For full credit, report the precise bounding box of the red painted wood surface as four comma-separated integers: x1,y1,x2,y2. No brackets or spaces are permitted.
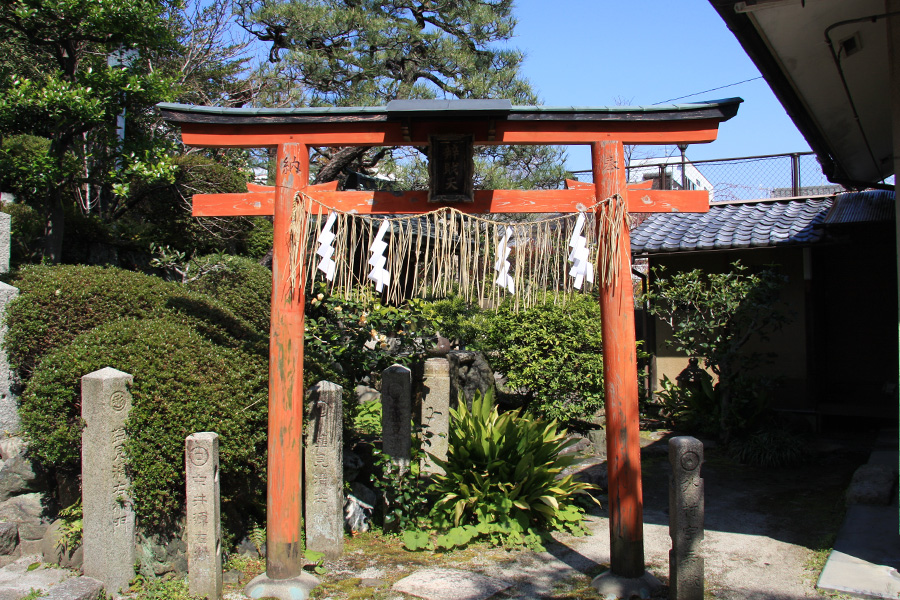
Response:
192,181,340,216
193,186,708,217
266,143,308,580
593,140,645,579
178,119,722,148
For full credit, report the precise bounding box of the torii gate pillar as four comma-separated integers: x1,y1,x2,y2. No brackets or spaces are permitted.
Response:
593,140,647,582
267,143,309,580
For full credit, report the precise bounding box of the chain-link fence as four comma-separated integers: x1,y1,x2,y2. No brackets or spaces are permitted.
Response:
572,151,841,202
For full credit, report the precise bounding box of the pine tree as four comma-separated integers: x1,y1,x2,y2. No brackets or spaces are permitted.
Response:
238,0,568,188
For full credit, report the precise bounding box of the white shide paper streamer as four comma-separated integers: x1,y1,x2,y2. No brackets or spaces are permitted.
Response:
494,226,515,294
315,211,338,281
367,219,391,292
567,212,595,290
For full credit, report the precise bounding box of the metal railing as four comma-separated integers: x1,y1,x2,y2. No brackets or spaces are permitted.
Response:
571,151,842,202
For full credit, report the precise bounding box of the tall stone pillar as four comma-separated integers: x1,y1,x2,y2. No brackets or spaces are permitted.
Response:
304,381,343,560
81,368,135,598
420,358,450,475
186,432,222,600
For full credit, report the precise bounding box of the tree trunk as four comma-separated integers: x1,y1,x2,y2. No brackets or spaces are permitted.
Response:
43,194,66,264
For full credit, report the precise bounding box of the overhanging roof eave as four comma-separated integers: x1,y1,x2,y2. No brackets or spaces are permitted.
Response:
156,98,743,126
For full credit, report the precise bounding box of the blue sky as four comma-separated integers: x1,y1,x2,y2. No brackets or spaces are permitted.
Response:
507,1,811,169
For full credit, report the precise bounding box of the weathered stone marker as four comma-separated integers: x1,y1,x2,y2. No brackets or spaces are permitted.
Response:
420,358,450,475
0,212,10,275
304,381,343,560
0,281,20,435
82,367,135,597
669,436,704,600
381,364,412,470
186,432,222,600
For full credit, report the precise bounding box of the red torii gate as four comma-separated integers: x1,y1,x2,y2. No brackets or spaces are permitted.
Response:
159,98,739,589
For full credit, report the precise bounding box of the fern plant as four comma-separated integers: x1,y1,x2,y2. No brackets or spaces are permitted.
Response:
421,389,598,550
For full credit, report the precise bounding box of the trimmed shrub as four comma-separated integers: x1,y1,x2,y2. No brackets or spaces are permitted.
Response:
5,264,265,377
21,317,268,534
474,293,605,422
185,254,272,333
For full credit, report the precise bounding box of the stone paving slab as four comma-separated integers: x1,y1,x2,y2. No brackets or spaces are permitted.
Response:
392,568,511,600
0,555,72,600
818,504,900,599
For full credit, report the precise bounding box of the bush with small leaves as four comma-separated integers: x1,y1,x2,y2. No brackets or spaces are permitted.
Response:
474,293,605,423
186,254,272,333
21,317,268,535
5,264,265,378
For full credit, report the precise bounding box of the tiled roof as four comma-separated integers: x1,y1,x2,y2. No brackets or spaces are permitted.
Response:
821,190,894,226
631,197,833,254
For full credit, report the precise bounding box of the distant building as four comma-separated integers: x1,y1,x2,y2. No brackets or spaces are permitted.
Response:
626,155,715,198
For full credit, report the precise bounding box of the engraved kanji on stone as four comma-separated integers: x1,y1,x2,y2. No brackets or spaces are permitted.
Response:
305,381,344,560
186,432,221,600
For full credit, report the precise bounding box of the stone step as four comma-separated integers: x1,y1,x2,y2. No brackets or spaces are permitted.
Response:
35,576,103,600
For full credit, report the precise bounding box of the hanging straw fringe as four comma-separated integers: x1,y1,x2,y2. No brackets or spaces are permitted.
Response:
289,190,627,308
595,193,629,289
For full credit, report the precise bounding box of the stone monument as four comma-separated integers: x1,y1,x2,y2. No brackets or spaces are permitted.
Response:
304,381,343,560
81,367,135,597
0,213,19,435
668,436,704,600
186,432,222,600
420,358,450,475
381,365,412,470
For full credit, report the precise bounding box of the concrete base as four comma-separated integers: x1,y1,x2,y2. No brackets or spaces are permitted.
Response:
591,570,662,600
817,503,900,600
244,572,320,600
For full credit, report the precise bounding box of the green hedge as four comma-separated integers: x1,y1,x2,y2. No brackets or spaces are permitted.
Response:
21,317,268,533
5,264,265,377
474,293,605,423
185,254,271,333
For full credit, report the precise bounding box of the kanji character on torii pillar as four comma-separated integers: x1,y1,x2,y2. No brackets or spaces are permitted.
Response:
159,98,739,600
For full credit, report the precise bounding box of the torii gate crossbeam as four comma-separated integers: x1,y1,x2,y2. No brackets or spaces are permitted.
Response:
159,98,740,589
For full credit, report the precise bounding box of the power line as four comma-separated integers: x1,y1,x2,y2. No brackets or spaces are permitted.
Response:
653,76,763,105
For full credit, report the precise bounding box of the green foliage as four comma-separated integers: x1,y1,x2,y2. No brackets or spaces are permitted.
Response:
422,295,485,345
727,425,814,467
353,400,382,437
418,389,596,551
127,573,201,600
244,217,274,260
246,524,266,556
0,0,179,260
5,264,265,377
185,253,272,333
0,135,76,205
644,261,787,378
0,0,266,262
654,374,719,437
304,549,327,575
57,500,83,552
304,283,437,395
0,201,44,265
644,261,788,440
20,317,268,533
121,154,258,260
474,294,605,422
372,442,430,533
